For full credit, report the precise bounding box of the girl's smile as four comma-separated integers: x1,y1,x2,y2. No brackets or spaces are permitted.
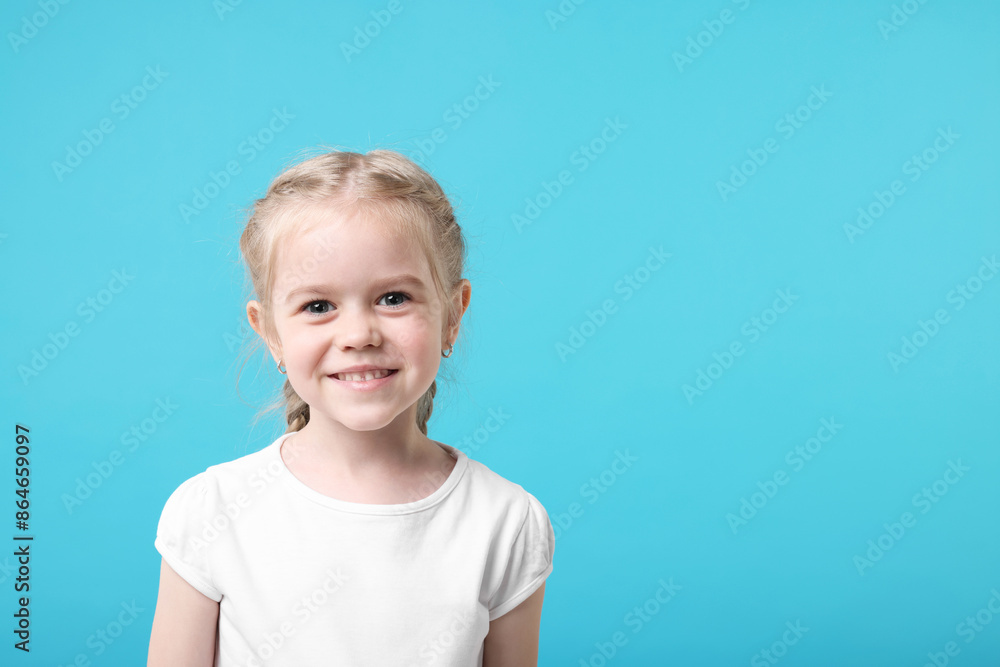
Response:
329,367,399,390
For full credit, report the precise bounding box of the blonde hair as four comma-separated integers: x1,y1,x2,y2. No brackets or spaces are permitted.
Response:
237,147,467,436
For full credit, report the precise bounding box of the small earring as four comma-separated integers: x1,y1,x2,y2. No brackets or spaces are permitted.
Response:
277,358,287,374
441,344,453,358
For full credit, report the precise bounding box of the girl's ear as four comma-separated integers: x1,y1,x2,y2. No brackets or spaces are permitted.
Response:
445,280,472,344
247,300,282,363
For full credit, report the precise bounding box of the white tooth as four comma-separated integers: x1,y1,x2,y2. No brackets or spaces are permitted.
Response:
337,370,391,381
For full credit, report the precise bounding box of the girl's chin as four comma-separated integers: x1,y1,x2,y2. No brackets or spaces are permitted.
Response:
319,411,414,433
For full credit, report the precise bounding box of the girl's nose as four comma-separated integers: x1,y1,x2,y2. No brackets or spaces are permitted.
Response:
334,308,382,350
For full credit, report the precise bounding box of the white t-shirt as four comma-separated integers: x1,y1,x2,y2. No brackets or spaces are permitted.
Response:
154,432,555,667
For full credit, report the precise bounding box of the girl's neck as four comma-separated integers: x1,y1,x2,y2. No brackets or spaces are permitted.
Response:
278,413,458,505
287,414,436,479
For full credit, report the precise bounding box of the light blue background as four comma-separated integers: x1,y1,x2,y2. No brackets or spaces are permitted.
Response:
2,0,998,665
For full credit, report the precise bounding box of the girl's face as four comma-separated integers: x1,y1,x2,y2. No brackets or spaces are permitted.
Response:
250,205,463,435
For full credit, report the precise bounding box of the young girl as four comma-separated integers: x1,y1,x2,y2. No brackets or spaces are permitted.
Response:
147,149,555,666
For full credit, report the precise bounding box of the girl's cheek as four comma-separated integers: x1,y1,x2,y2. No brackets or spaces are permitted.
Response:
395,319,435,348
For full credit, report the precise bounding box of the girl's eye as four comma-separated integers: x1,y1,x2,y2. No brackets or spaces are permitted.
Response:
378,292,410,309
303,300,332,315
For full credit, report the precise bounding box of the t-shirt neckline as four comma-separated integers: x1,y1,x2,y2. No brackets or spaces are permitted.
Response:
270,432,469,515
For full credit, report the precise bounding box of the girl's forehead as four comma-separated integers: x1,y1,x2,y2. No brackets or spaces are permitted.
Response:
283,201,414,249
278,215,417,264
271,207,431,295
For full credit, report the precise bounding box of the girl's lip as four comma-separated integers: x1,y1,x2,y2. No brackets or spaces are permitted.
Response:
329,369,398,391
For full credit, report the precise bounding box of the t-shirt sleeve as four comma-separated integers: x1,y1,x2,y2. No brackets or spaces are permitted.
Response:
153,473,222,602
488,491,555,620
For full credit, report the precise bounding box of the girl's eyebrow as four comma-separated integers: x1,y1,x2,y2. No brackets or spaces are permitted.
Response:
283,274,427,304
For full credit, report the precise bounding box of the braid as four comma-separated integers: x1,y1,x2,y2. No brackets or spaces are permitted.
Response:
415,380,437,435
284,380,310,433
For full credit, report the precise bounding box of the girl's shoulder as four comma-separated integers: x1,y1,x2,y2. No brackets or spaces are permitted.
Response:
162,437,283,507
461,454,530,497
458,453,551,528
